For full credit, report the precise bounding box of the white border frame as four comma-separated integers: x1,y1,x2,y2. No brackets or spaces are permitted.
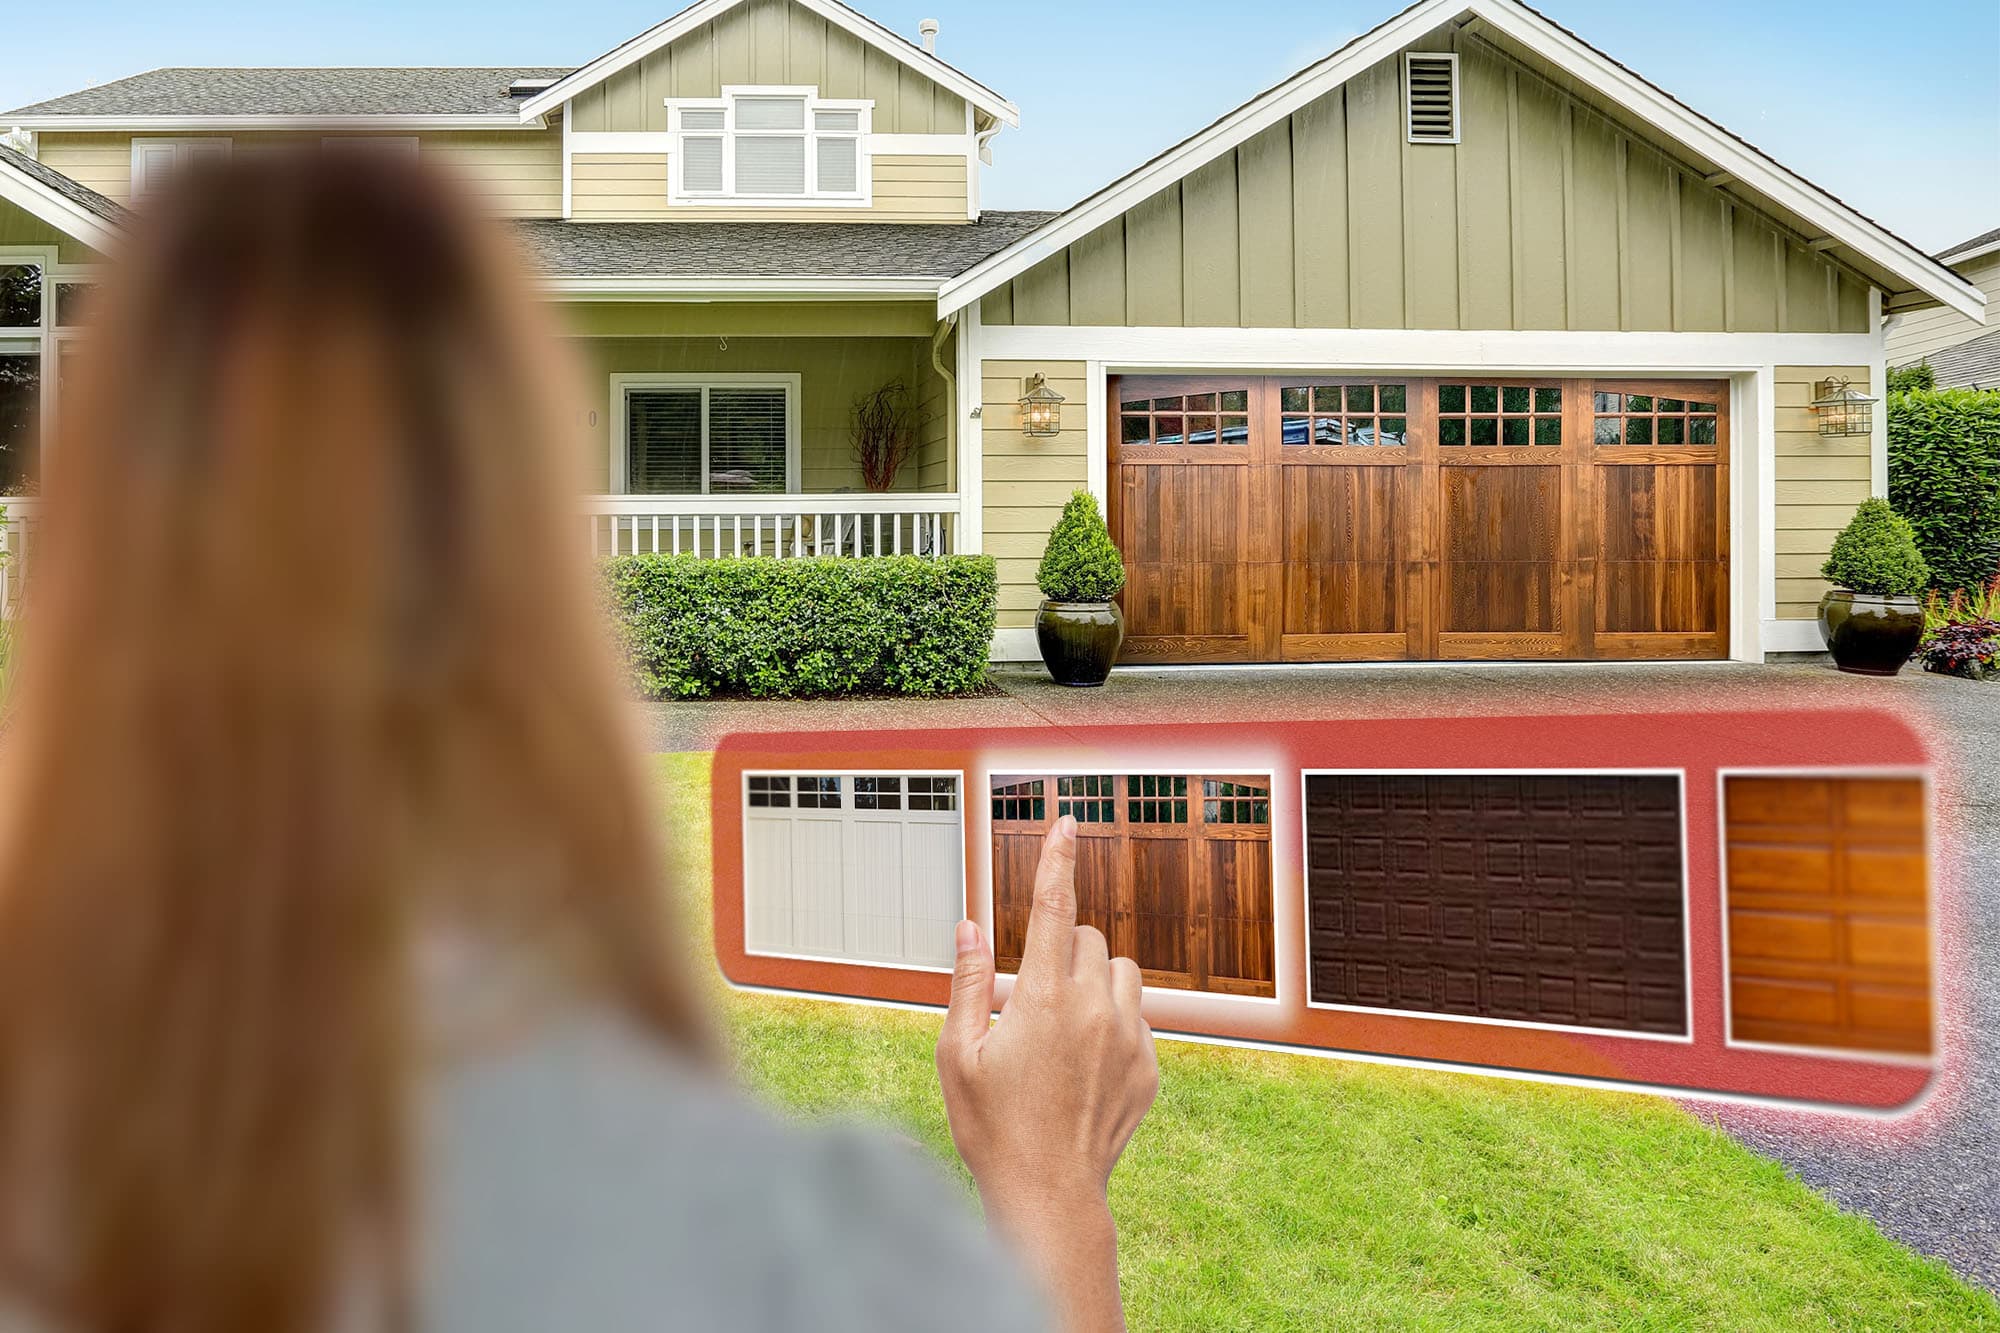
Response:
666,86,873,208
1403,51,1460,145
981,765,1284,1007
607,371,801,495
1298,768,1697,1043
1714,765,1938,1068
740,767,969,976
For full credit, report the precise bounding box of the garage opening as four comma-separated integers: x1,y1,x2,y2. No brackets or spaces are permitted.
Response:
1110,375,1729,663
1304,773,1688,1034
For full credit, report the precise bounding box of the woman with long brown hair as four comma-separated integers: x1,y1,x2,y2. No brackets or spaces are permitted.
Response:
0,152,1156,1332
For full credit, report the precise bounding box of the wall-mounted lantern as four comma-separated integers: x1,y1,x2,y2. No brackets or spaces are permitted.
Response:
1018,373,1065,438
1811,377,1877,437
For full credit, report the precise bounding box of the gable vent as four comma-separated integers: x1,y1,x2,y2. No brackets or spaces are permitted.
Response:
1405,53,1459,143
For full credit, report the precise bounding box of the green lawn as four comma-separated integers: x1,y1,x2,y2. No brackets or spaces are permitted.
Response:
655,754,1997,1331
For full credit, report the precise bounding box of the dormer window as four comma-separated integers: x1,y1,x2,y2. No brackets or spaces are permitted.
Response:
668,87,871,206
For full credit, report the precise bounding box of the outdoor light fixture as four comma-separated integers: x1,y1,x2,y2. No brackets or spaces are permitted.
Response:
1019,372,1065,437
1811,377,1877,437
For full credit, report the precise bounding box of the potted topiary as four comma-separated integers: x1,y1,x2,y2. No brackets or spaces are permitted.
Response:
1818,497,1931,676
1034,490,1126,686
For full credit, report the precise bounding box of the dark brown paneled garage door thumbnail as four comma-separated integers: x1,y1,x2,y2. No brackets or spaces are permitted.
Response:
1306,774,1687,1034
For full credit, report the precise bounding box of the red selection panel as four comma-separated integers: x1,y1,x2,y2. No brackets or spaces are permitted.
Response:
709,710,1940,1114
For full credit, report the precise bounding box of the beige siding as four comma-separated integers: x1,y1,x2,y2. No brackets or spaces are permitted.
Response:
1885,251,2000,366
566,0,966,135
416,131,562,218
980,31,1870,332
35,133,130,202
980,360,1088,627
568,151,966,222
577,335,934,493
1774,365,1874,619
36,129,563,217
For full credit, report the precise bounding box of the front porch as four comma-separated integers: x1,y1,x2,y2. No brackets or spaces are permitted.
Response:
561,298,967,561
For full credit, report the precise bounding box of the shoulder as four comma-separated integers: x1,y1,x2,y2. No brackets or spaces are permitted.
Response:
422,1008,1049,1333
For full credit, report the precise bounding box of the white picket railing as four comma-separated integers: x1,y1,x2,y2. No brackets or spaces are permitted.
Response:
588,493,957,559
0,497,35,619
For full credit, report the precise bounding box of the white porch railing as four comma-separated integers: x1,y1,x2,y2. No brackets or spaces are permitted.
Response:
0,498,36,619
587,493,958,559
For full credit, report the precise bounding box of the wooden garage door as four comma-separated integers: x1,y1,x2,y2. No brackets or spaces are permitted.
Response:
990,773,1275,997
1723,775,1930,1055
1109,376,1727,662
1304,774,1688,1034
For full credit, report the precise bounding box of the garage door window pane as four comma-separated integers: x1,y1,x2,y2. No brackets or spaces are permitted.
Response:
1281,382,1409,448
748,775,792,808
992,780,1045,823
1128,774,1189,823
853,777,902,810
797,776,842,809
1058,775,1115,823
909,776,958,811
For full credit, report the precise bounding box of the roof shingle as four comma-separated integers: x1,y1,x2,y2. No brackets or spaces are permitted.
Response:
5,67,570,119
511,213,1060,280
1908,327,2000,391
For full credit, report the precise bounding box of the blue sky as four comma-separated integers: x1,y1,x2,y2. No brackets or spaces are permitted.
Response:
4,0,1996,252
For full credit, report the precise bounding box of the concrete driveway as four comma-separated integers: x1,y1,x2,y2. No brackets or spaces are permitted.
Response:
639,660,1997,1290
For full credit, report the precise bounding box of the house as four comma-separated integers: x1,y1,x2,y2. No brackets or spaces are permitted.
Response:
1886,226,2000,387
0,0,1982,661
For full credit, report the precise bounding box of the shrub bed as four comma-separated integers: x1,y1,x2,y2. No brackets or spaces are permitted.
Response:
606,554,997,699
1887,388,2000,596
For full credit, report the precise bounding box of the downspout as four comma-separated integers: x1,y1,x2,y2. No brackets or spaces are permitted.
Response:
931,311,959,495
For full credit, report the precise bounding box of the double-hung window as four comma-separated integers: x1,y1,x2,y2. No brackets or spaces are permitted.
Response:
0,249,55,495
613,373,799,495
669,88,870,205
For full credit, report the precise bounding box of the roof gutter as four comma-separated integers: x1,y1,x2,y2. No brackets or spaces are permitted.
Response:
540,275,946,301
6,114,546,131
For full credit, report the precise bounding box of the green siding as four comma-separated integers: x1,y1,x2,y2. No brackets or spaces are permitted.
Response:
567,0,968,134
980,31,1872,332
0,198,100,265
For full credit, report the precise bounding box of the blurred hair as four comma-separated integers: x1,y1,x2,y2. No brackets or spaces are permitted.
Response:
0,150,713,1331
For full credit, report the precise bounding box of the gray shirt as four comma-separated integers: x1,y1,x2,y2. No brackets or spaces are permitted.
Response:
422,1008,1049,1332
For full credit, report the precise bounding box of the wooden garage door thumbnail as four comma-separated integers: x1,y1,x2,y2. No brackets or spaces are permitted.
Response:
991,773,1275,998
1306,774,1687,1033
1724,775,1930,1055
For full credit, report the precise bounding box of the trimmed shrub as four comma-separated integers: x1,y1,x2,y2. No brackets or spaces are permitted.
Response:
1820,498,1930,597
1886,361,1935,393
1036,490,1126,602
1887,387,2000,595
606,554,997,699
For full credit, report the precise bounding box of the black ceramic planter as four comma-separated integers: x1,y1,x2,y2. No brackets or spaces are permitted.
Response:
1035,600,1125,687
1817,589,1924,677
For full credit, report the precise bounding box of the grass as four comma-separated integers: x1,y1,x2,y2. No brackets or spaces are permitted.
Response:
655,753,1998,1331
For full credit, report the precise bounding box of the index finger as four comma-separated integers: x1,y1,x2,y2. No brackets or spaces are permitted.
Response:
1017,815,1079,985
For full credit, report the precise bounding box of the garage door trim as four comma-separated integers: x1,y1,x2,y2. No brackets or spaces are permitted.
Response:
1301,767,1695,1042
742,768,968,975
1716,766,1936,1067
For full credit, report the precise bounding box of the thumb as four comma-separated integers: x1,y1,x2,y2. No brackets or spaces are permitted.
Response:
940,919,996,1055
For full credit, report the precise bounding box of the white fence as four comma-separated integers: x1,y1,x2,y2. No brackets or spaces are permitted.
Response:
589,493,956,559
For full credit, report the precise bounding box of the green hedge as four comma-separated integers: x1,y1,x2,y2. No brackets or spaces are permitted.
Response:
606,554,997,699
1888,388,2000,595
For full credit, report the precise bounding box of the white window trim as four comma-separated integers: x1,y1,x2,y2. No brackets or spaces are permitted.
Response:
666,86,872,208
129,137,231,198
609,372,802,495
1403,52,1460,145
0,246,58,495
